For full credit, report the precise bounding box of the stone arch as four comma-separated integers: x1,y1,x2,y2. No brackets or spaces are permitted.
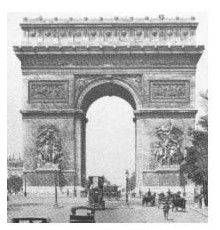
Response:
15,16,204,196
74,78,141,189
76,78,142,113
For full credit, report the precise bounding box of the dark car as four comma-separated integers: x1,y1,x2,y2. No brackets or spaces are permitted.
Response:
70,206,95,223
11,217,51,223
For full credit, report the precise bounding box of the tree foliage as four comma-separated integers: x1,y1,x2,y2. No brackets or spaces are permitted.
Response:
182,90,208,205
128,172,136,192
7,175,23,194
184,130,208,184
198,90,208,131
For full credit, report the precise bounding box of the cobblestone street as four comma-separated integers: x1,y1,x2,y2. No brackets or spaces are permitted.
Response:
7,194,208,223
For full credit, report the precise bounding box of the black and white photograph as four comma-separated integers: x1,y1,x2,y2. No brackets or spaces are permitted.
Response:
5,3,210,224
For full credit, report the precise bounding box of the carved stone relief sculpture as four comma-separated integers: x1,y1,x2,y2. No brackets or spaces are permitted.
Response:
35,125,63,168
151,121,184,167
149,80,190,103
29,80,69,103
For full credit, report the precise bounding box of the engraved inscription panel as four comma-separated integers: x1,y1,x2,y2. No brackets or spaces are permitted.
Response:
149,80,190,102
28,80,69,103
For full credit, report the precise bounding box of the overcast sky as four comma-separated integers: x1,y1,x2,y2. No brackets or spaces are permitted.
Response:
7,13,207,186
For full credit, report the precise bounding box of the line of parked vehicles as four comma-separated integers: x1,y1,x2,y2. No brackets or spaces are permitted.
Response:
142,189,186,212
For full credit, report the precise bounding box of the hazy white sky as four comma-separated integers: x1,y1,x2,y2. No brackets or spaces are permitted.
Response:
7,13,207,186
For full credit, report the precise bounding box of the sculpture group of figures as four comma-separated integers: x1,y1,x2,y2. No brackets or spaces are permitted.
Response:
35,125,64,168
152,121,184,166
142,189,186,212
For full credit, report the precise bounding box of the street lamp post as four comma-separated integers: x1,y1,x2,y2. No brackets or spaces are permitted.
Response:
54,170,58,207
73,172,77,198
180,156,187,197
125,170,129,205
23,172,27,197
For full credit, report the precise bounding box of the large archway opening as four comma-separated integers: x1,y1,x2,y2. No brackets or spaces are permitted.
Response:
86,96,135,187
76,80,139,188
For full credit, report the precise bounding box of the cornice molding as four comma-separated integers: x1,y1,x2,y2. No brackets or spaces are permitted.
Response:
21,67,197,75
143,167,180,173
14,46,204,70
20,109,85,119
21,16,197,28
14,45,204,55
21,66,197,73
134,109,197,119
23,169,76,174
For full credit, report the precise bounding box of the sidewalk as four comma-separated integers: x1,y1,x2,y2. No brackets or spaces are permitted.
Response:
189,204,208,217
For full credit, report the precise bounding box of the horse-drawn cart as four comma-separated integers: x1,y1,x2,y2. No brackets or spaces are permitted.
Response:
142,193,156,207
171,196,186,211
157,192,186,211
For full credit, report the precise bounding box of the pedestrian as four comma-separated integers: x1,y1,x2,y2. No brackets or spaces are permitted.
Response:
198,194,203,208
167,189,171,198
147,189,151,197
163,200,170,220
198,187,203,208
139,190,142,197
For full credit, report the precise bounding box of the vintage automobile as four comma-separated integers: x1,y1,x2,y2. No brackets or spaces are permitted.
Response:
11,217,51,223
103,185,121,200
171,195,186,211
88,176,105,210
70,206,95,223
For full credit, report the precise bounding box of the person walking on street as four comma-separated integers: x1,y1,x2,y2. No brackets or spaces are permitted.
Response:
198,193,203,208
163,200,170,221
198,187,203,208
147,189,151,197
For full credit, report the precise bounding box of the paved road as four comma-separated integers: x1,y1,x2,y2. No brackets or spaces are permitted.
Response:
95,199,207,223
7,194,207,223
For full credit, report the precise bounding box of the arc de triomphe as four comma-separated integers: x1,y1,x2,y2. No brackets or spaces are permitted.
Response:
14,16,204,193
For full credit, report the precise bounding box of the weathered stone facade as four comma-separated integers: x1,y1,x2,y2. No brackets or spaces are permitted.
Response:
14,16,204,191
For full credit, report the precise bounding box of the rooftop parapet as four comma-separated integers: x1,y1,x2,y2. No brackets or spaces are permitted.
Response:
21,15,197,24
20,15,198,46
